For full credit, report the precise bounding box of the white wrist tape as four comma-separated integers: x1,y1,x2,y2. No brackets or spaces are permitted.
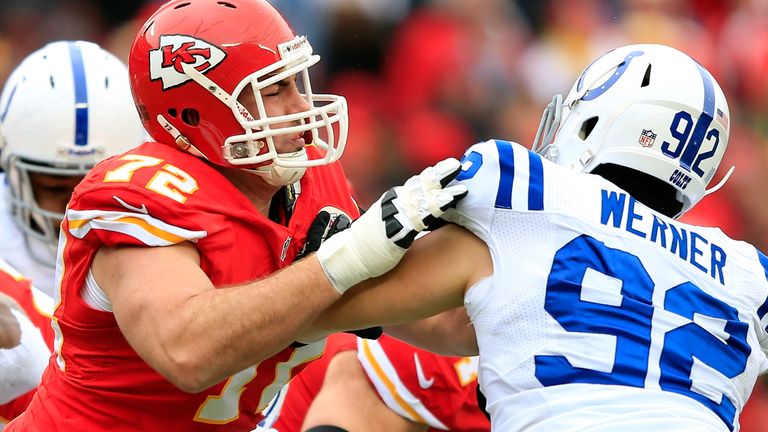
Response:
316,157,467,294
316,202,404,294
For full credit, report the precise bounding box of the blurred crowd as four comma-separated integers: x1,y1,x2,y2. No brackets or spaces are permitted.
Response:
1,0,767,429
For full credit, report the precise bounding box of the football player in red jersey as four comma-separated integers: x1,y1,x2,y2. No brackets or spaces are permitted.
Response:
6,1,466,431
261,333,489,432
0,259,54,426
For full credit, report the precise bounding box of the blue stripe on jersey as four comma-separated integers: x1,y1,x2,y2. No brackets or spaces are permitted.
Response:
527,151,544,210
0,83,19,122
758,297,768,323
757,251,768,329
67,42,89,146
494,139,514,209
680,64,715,172
259,386,282,423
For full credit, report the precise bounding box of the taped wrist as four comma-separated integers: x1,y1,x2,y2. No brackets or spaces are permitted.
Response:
316,201,404,294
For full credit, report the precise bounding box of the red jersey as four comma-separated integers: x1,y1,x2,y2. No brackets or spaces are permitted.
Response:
7,142,359,432
0,259,54,424
267,334,490,431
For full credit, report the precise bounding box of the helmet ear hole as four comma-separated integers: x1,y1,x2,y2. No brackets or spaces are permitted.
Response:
579,117,598,140
641,64,652,87
181,108,200,126
167,108,177,118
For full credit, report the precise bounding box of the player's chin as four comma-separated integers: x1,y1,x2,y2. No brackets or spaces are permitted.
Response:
274,131,307,153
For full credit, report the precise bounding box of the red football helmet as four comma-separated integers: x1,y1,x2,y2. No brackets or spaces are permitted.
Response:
129,0,348,185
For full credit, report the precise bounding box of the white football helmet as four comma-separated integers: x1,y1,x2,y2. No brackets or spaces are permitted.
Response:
0,40,146,265
533,44,730,217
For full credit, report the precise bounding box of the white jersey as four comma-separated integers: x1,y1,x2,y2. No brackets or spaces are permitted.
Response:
0,174,56,298
445,140,768,432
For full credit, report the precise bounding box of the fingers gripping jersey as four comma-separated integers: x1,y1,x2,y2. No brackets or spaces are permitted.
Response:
7,142,359,432
0,259,53,425
444,139,768,431
265,334,489,432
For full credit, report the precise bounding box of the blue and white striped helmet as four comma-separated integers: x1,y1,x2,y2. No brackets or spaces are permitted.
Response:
533,44,730,217
0,40,145,263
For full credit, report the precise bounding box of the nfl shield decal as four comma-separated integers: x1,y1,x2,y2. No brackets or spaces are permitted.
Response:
149,35,226,90
638,129,657,147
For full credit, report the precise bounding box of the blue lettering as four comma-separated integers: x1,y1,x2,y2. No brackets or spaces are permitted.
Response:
598,189,726,284
626,197,647,238
650,215,668,248
670,225,688,260
68,148,97,156
601,190,625,228
690,232,707,274
711,244,726,285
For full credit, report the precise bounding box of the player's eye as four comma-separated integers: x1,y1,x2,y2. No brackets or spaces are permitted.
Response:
262,82,286,97
39,186,70,196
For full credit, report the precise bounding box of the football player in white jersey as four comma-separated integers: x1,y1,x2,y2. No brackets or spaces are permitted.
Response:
306,44,768,432
0,40,145,298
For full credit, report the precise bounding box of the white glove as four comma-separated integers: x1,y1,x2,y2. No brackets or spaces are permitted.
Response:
316,158,468,294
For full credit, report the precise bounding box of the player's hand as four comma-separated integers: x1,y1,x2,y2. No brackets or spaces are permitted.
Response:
297,209,352,260
0,302,21,349
316,157,468,294
298,210,382,340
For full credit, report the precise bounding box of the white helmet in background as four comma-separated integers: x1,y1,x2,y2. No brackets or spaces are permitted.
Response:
533,44,730,217
0,40,146,264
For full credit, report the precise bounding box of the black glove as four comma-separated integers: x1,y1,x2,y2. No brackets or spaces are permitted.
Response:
295,209,382,341
297,210,352,259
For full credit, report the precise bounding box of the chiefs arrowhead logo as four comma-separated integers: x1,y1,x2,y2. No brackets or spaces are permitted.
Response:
149,35,226,90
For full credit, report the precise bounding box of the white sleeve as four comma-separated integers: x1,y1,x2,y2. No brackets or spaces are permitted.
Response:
0,309,50,403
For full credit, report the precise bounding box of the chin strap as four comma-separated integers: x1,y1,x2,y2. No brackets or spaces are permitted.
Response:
156,114,208,160
704,165,735,197
247,149,309,186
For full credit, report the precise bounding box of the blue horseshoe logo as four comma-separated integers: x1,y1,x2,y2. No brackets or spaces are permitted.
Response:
576,50,645,101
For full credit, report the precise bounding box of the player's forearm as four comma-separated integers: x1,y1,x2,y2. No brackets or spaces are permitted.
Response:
384,308,478,356
299,278,432,341
149,256,339,392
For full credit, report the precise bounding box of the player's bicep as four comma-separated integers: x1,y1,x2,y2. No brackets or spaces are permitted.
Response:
91,242,211,367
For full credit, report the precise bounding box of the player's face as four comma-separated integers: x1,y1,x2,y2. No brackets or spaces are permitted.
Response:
29,172,84,222
238,73,311,154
